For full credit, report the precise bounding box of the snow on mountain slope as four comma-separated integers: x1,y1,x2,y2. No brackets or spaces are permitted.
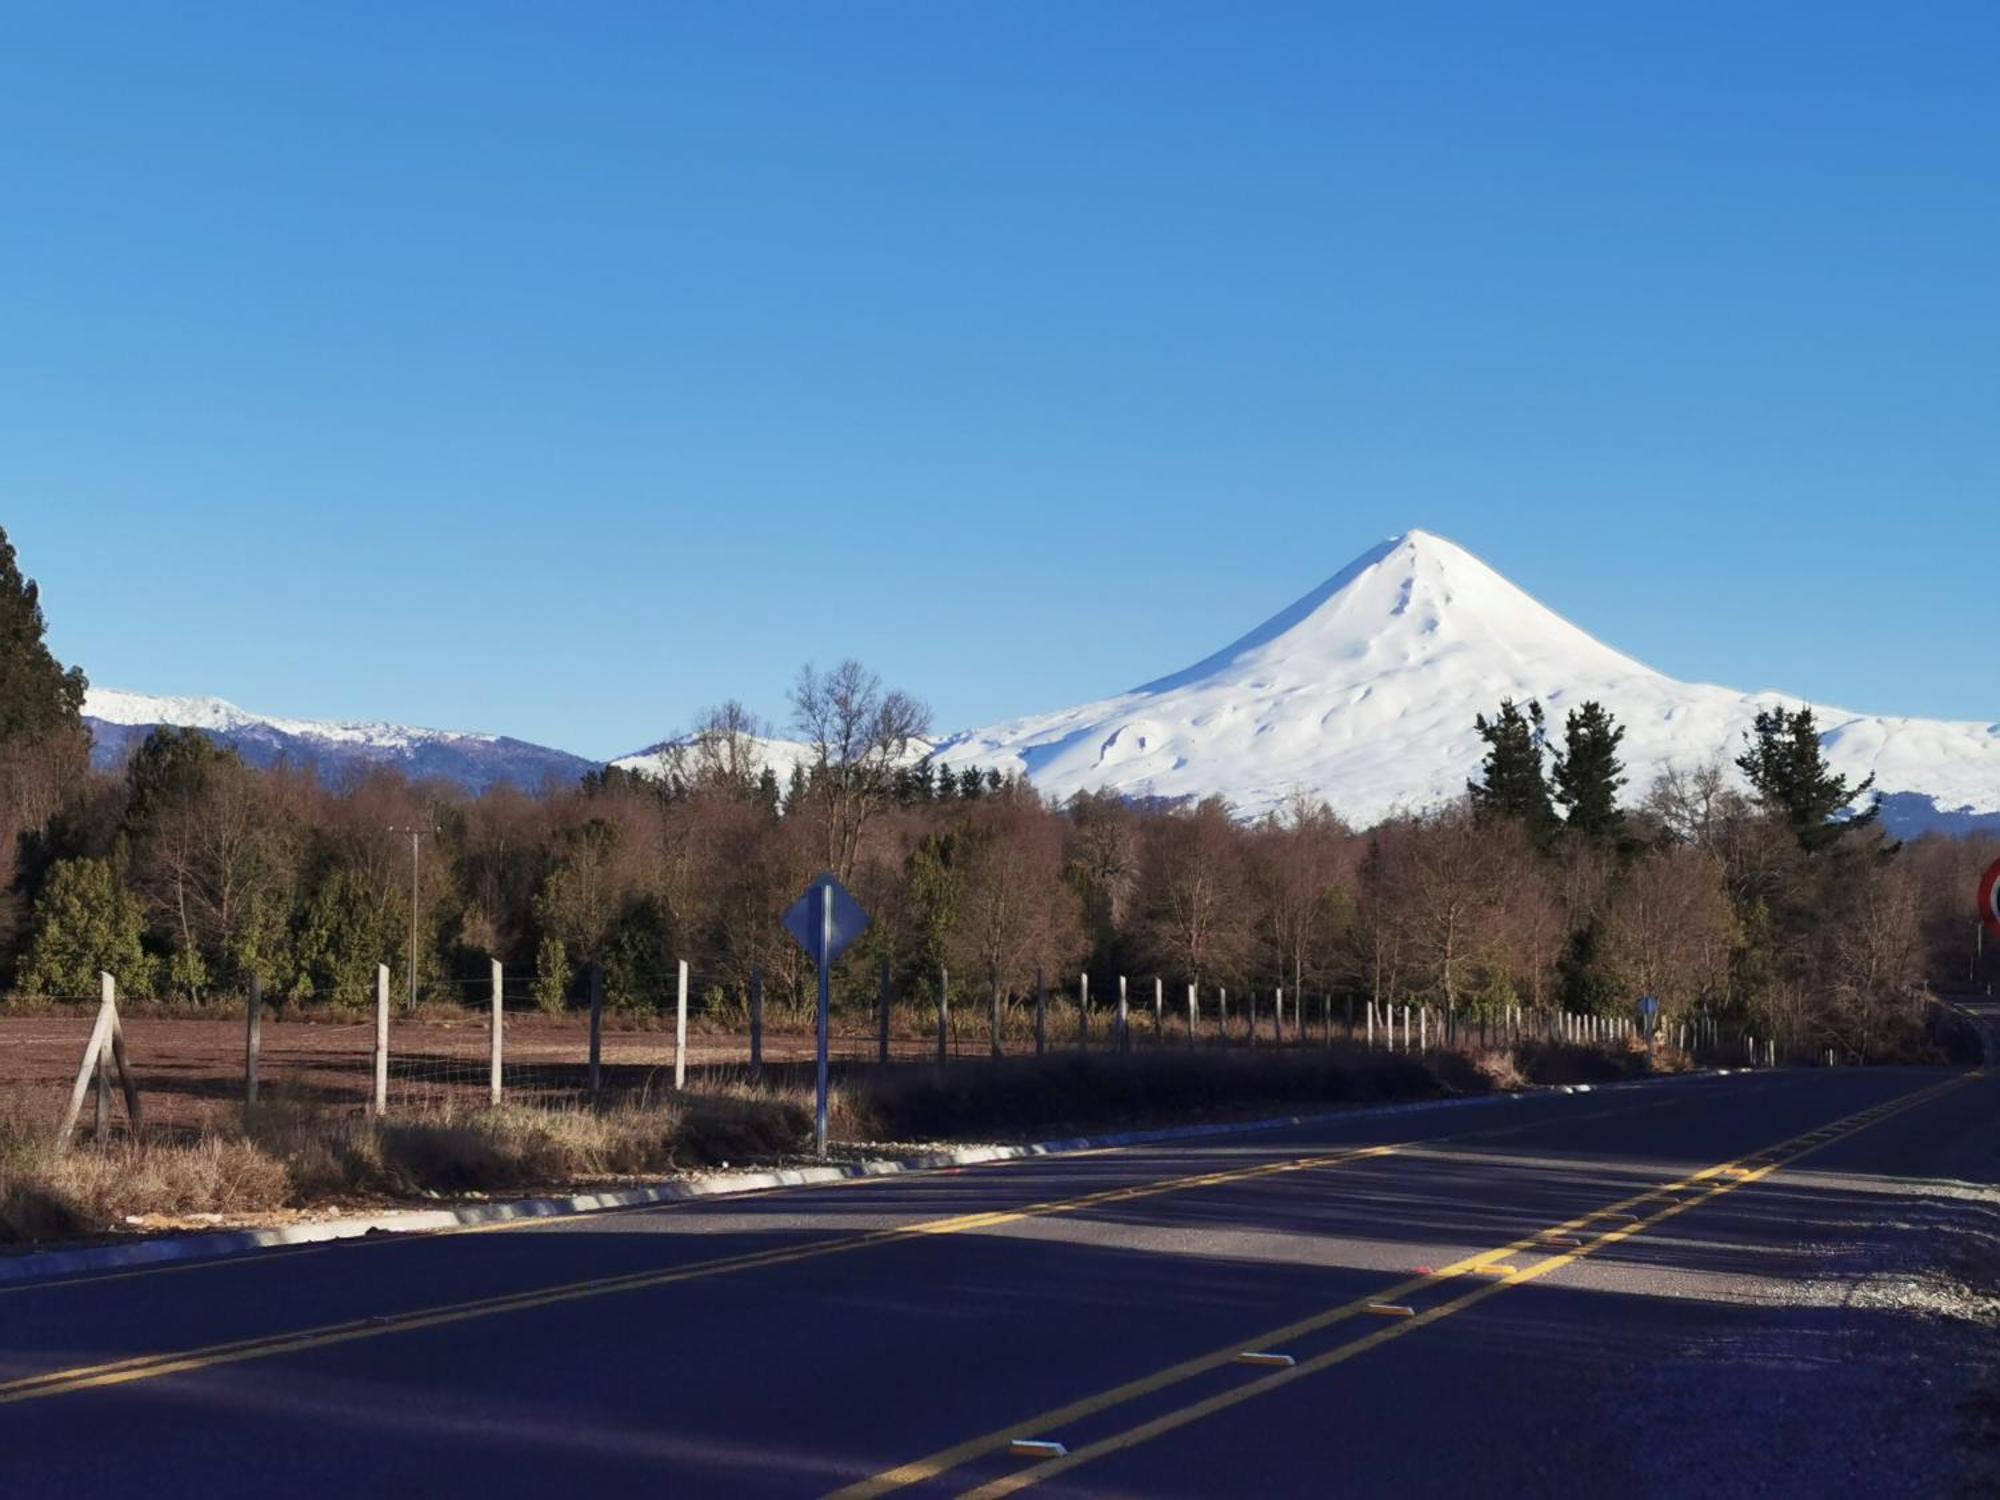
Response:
611,733,818,785
83,689,598,794
610,732,934,785
933,530,2000,830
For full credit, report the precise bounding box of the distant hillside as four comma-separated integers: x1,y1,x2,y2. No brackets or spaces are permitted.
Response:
84,690,598,794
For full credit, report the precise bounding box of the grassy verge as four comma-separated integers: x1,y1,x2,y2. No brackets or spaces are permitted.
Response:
0,1038,1685,1247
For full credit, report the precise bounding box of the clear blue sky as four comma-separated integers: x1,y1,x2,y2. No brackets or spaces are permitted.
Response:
4,4,1994,758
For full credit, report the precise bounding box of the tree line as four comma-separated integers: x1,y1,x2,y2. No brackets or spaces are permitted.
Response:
0,526,1988,1058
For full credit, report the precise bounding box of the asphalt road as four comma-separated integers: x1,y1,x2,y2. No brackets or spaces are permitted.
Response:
6,1065,1998,1498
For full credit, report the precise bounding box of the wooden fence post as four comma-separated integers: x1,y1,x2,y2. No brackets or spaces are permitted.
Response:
245,972,262,1107
489,958,503,1107
94,994,111,1144
372,963,389,1116
989,970,1003,1060
59,981,118,1145
750,965,764,1082
674,958,690,1091
1248,990,1258,1049
1035,968,1047,1057
107,981,140,1132
1219,988,1229,1045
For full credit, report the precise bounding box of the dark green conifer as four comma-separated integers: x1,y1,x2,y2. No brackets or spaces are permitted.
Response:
0,525,86,746
1736,706,1878,851
1469,698,1556,841
1551,701,1626,843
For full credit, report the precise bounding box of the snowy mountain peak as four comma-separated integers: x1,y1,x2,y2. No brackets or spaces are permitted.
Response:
934,529,2000,831
1136,530,1648,696
81,688,598,794
83,688,497,749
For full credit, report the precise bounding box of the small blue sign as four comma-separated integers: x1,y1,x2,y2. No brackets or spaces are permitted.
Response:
1639,994,1660,1020
782,873,870,967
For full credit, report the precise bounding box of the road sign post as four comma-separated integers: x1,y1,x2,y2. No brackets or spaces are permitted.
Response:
783,873,870,1160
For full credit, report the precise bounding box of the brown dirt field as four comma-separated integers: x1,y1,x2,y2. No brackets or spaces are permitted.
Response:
0,1003,1217,1138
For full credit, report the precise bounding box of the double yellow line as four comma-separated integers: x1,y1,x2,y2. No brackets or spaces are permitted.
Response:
834,1070,1977,1498
0,1143,1395,1406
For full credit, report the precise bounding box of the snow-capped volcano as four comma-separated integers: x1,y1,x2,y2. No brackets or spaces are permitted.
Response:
933,530,2000,832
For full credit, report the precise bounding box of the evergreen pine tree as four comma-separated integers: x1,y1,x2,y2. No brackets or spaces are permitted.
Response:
756,765,782,818
958,766,984,801
124,725,231,828
1551,701,1626,843
20,857,153,997
1468,699,1556,840
0,525,87,747
782,763,808,817
934,762,956,802
1735,706,1879,852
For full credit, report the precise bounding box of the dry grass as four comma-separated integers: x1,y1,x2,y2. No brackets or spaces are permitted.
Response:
0,1090,813,1246
0,1035,1684,1247
0,1124,290,1243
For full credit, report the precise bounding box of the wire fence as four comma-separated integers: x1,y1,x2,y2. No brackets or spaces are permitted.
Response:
3,964,1803,1145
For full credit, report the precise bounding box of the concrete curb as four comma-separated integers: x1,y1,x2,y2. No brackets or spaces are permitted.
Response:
0,1066,1732,1289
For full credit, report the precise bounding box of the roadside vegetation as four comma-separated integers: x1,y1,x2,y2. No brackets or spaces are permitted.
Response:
0,1037,1688,1246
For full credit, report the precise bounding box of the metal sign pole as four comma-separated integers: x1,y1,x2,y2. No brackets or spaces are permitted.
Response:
816,881,832,1160
783,872,869,1165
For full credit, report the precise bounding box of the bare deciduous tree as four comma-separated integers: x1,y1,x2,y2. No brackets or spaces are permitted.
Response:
789,659,930,881
1137,798,1255,986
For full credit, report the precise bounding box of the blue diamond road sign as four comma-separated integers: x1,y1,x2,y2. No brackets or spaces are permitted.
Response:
1639,994,1660,1020
783,873,870,968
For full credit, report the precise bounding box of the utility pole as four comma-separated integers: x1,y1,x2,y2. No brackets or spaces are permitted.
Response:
389,825,428,1013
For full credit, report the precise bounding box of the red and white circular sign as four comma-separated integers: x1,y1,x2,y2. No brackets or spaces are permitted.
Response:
1981,857,2000,938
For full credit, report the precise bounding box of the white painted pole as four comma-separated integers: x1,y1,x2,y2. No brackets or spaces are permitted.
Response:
489,958,503,1106
372,963,389,1116
1117,975,1129,1053
1187,982,1197,1046
1366,1000,1374,1049
1154,977,1163,1045
675,958,690,1091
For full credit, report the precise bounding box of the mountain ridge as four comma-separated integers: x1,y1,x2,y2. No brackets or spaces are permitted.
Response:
84,531,2000,835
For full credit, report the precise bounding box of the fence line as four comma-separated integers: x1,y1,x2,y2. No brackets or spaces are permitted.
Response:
8,959,1778,1141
